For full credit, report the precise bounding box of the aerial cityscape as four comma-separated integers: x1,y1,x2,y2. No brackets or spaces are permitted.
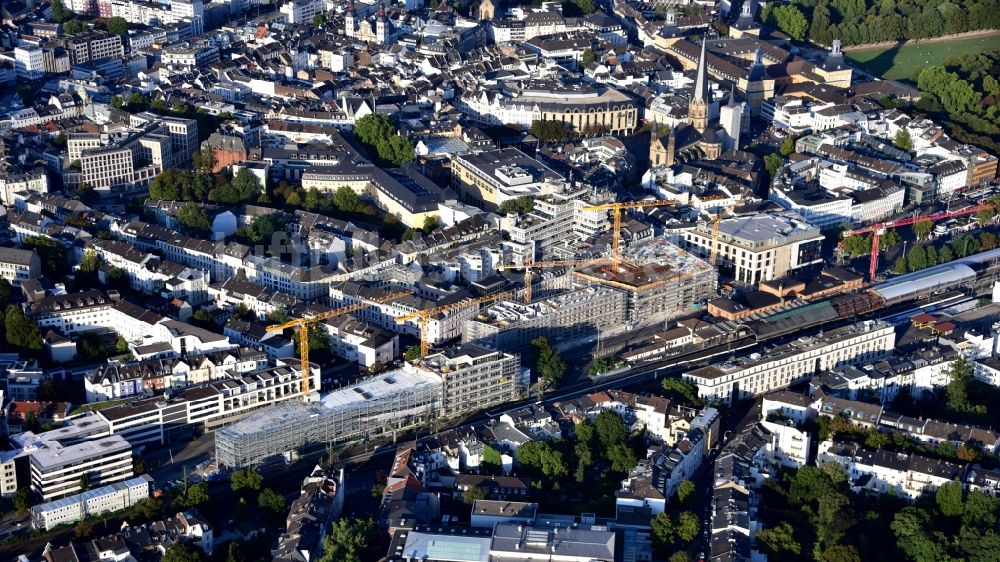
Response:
0,0,998,560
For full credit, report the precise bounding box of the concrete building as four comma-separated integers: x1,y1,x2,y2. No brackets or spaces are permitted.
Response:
818,440,965,500
0,247,41,287
451,148,563,210
490,520,616,561
676,211,824,285
464,286,628,353
31,475,153,531
321,315,397,369
18,433,133,501
685,320,895,403
63,32,124,65
413,344,519,417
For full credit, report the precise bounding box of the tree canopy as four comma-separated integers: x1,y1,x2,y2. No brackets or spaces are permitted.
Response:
354,114,414,166
531,336,566,389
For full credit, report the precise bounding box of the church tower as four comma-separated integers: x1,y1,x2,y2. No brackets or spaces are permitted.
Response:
345,1,356,38
376,6,387,43
688,37,709,133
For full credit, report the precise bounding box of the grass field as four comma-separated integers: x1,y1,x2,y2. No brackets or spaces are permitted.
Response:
845,33,1000,82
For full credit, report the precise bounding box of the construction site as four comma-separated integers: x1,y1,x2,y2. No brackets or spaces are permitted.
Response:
574,238,718,327
215,368,443,468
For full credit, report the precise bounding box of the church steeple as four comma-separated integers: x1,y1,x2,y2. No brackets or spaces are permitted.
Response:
688,36,709,133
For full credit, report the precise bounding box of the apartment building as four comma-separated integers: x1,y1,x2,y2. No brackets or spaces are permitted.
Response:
818,440,965,500
94,363,320,447
130,112,199,165
31,475,152,531
64,32,124,65
23,434,133,501
0,247,41,287
684,320,895,403
110,0,204,34
68,122,180,193
85,347,267,402
499,183,611,256
321,315,398,369
413,344,519,417
676,211,824,285
14,46,45,79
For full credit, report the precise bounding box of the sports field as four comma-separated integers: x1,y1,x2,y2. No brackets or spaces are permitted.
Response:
845,33,1000,82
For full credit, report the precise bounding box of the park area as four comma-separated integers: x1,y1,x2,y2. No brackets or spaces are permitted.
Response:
845,32,1000,82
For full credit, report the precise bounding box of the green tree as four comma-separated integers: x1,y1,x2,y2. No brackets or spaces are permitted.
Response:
312,12,326,26
964,490,1000,529
912,219,934,240
581,48,597,67
763,4,809,39
52,0,74,22
463,485,488,504
891,506,947,562
74,519,94,539
106,16,128,35
608,443,638,473
422,216,439,234
531,336,566,388
482,446,503,475
64,19,89,34
318,518,375,562
22,235,69,278
594,410,628,453
176,202,212,235
757,522,801,559
936,480,964,517
764,153,783,181
403,345,421,361
354,114,413,166
5,305,43,353
182,482,209,507
661,377,702,406
675,511,699,543
925,244,938,265
231,467,263,497
879,229,901,250
894,128,913,150
232,169,263,202
940,244,955,263
980,231,998,250
333,186,363,213
779,136,796,156
945,356,973,412
841,235,871,257
162,542,205,562
0,278,14,310
676,480,696,508
650,512,675,553
498,196,535,215
258,488,287,516
821,544,861,562
574,421,594,482
907,245,927,272
516,441,568,478
529,120,570,142
668,553,690,562
13,487,32,513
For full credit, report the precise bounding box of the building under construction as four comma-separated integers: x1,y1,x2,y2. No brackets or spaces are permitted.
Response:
463,285,628,354
215,368,443,468
574,238,717,327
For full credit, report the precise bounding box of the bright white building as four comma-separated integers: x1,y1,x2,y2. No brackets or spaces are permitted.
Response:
31,475,153,531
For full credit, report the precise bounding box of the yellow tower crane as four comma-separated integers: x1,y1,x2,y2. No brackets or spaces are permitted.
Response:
708,205,735,266
581,200,680,268
266,291,410,397
396,291,514,357
497,257,612,304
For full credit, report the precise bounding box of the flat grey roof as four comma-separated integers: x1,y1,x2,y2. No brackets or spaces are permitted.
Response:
873,262,976,302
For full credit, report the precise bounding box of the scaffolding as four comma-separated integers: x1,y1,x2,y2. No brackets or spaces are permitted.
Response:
215,369,443,468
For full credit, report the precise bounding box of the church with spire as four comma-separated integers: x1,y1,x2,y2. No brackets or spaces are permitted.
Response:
649,37,743,168
344,2,398,45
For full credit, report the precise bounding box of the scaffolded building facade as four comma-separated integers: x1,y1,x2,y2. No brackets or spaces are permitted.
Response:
215,369,443,468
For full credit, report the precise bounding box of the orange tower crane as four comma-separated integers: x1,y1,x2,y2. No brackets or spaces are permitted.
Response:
396,291,514,357
581,200,680,268
267,291,410,396
497,256,612,303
